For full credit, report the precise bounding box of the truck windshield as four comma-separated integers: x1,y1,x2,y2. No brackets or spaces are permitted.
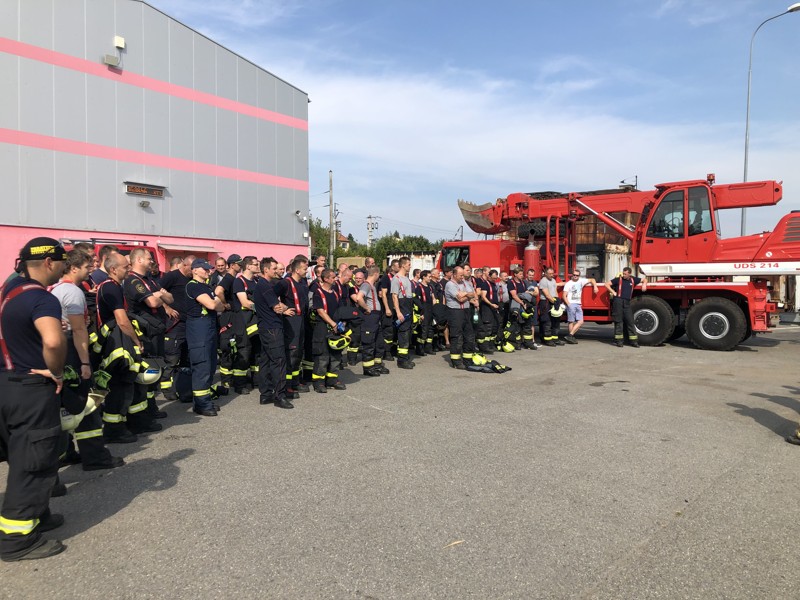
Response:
442,246,470,268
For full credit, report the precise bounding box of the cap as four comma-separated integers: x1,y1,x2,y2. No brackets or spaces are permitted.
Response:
18,237,68,262
227,254,243,265
191,259,213,270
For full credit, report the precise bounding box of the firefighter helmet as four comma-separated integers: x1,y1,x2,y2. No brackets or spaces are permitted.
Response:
136,365,162,385
327,333,351,351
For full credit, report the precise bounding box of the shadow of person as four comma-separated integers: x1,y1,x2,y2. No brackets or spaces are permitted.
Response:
727,402,797,438
52,447,195,539
750,391,800,415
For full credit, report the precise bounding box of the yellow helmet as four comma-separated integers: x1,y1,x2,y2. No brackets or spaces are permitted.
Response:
501,342,515,353
472,353,488,366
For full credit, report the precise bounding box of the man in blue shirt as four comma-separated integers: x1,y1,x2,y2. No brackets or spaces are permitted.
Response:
0,237,68,562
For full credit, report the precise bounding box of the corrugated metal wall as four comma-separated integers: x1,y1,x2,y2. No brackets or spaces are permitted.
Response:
0,0,309,245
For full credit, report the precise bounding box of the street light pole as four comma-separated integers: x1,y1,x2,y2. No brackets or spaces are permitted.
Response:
741,2,800,235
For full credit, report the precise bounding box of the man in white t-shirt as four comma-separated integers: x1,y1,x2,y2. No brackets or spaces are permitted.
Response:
562,268,599,344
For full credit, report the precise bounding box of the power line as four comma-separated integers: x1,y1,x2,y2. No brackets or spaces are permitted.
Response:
378,217,456,235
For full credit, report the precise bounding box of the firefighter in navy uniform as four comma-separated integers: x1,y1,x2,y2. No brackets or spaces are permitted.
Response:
0,238,68,562
254,257,292,408
274,256,310,398
159,257,193,402
311,269,347,393
123,248,171,429
428,268,447,352
378,259,399,362
214,254,242,389
185,259,225,416
605,267,646,347
229,256,259,393
475,268,501,354
414,270,435,356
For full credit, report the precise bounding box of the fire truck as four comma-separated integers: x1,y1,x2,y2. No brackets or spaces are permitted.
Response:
439,174,800,350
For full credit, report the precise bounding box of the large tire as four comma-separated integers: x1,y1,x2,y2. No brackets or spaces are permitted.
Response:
631,295,675,346
667,325,685,342
685,297,747,351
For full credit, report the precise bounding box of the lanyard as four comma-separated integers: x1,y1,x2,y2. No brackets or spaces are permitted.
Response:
0,282,43,370
317,288,329,313
397,278,407,298
287,278,302,312
498,284,505,302
418,284,427,303
369,284,377,310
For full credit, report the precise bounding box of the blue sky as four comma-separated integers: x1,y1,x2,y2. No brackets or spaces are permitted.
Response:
154,0,800,243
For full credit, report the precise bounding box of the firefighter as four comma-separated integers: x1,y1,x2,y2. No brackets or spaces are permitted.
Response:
274,256,310,398
230,256,260,393
124,248,172,429
335,267,361,367
214,254,243,388
49,249,123,471
159,256,193,402
475,266,501,354
378,259,400,362
391,257,415,369
444,266,477,369
538,267,564,347
311,269,347,393
96,253,145,443
209,256,228,288
605,267,646,347
185,259,225,416
428,268,447,352
415,270,435,356
0,238,68,562
355,266,387,376
254,257,292,408
506,269,528,350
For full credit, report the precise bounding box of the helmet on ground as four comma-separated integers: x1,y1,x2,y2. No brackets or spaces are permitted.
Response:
136,365,162,385
501,342,515,353
472,353,488,366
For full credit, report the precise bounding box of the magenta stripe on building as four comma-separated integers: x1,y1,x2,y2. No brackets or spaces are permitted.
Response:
0,127,309,191
0,37,308,131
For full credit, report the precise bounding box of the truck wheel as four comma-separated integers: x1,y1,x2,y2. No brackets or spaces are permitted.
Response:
518,221,547,238
685,297,747,351
631,295,675,345
667,325,685,342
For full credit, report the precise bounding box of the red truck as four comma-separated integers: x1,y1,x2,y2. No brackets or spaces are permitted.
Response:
439,174,800,350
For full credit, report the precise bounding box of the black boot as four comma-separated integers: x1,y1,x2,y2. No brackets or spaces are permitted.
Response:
425,342,435,355
376,363,390,374
416,343,426,356
347,352,359,366
363,367,381,377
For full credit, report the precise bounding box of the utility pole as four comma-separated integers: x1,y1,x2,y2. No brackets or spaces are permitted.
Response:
366,215,380,248
328,170,335,268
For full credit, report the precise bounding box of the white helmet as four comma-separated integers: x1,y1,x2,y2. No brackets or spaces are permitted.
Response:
136,365,162,386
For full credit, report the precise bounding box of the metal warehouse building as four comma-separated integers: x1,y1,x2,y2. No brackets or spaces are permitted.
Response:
0,0,309,270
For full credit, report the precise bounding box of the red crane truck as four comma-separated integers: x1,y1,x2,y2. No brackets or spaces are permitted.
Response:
439,174,800,350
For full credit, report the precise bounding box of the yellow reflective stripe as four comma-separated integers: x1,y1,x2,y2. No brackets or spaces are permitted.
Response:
131,320,143,337
362,360,375,367
99,347,136,371
246,324,259,336
74,428,103,441
462,353,473,359
450,354,462,360
397,348,409,355
89,332,98,344
292,370,300,377
250,365,259,372
100,324,111,338
140,360,150,369
0,516,40,535
146,391,156,399
219,368,233,375
286,374,293,380
193,389,211,396
325,372,338,378
160,380,172,389
232,369,249,376
102,412,124,423
374,358,383,364
348,347,359,352
128,400,148,414
311,374,325,380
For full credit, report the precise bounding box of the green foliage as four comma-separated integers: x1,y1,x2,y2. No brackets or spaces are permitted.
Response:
309,218,441,263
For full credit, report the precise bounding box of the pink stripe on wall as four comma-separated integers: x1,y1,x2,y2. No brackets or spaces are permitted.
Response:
0,37,308,131
0,128,309,191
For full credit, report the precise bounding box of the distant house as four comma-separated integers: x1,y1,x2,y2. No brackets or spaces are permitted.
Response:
337,233,350,251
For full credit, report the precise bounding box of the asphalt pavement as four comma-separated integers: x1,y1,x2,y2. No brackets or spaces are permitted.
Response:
2,324,800,599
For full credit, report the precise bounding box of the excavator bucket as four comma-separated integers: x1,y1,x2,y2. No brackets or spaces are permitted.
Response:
458,199,509,235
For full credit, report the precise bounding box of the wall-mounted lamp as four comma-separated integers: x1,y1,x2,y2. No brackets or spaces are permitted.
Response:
138,200,151,208
294,210,308,222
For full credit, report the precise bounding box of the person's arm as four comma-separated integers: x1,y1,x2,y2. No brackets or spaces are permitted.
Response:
236,290,254,310
587,278,599,293
195,292,224,313
142,294,163,309
379,287,391,317
114,308,142,351
355,290,370,312
605,280,616,297
158,288,174,304
32,315,67,393
639,277,647,292
392,293,403,320
214,284,227,304
562,285,571,305
67,314,92,379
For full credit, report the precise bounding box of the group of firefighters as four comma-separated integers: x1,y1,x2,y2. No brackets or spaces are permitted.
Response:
0,235,648,562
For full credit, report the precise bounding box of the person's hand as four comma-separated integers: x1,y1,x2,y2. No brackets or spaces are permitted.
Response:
30,369,63,394
396,314,405,323
164,305,179,319
61,319,69,333
284,308,296,317
592,286,599,293
364,307,372,314
385,309,392,317
80,364,92,380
